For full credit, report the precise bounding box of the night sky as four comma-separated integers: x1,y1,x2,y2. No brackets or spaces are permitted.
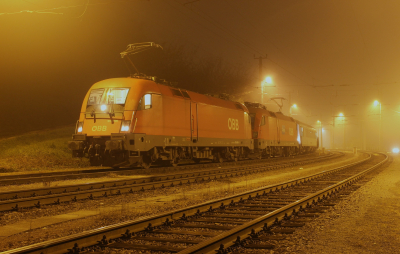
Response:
1,0,400,150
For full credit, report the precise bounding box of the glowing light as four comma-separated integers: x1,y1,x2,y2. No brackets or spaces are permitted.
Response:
120,120,131,132
392,147,399,153
101,104,107,111
264,76,272,84
317,120,320,123
144,94,151,106
374,100,379,106
76,122,84,134
339,113,344,117
292,104,297,108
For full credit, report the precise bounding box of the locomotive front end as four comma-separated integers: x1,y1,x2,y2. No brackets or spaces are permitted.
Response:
68,78,157,168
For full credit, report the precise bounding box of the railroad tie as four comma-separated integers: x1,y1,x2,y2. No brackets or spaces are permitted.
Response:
152,229,218,237
170,223,235,230
131,236,202,244
107,242,185,253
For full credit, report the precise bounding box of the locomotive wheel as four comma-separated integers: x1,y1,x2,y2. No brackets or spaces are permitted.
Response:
141,155,152,169
141,161,152,169
193,158,201,163
171,158,179,167
89,156,101,166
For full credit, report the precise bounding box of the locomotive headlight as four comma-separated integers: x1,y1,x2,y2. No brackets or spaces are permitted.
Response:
100,104,107,111
76,122,84,133
120,120,131,132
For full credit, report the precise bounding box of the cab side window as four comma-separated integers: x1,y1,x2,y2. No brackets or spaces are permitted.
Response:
138,94,152,110
260,115,266,126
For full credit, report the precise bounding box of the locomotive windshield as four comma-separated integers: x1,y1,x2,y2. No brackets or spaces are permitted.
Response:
85,88,130,119
87,88,130,106
88,89,104,105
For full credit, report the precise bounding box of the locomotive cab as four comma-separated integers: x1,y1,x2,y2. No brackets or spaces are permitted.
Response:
68,77,161,168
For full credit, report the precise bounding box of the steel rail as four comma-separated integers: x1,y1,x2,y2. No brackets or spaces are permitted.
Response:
2,152,370,254
180,153,388,254
0,153,339,212
0,153,335,200
0,153,323,186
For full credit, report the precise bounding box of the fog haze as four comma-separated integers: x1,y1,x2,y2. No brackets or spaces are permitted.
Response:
1,0,399,151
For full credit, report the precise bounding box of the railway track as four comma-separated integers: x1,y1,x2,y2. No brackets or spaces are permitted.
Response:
0,152,340,212
1,152,387,254
0,153,325,186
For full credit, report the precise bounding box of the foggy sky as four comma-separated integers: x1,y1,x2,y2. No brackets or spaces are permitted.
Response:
1,0,399,150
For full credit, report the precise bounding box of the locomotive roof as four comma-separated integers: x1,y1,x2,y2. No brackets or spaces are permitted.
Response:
275,111,295,122
295,120,315,129
90,77,248,112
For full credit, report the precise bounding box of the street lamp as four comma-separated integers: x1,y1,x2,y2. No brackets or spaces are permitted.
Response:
341,114,345,149
261,76,272,104
373,100,381,151
332,113,344,149
290,104,297,116
317,120,322,149
338,113,345,149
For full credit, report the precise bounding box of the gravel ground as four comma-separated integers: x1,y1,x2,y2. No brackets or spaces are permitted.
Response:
268,154,400,254
0,152,362,251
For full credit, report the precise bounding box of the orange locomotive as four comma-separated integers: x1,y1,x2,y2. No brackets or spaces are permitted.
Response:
68,76,254,168
245,102,318,157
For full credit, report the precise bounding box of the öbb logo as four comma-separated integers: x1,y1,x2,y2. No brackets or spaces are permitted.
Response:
92,126,107,132
228,118,239,130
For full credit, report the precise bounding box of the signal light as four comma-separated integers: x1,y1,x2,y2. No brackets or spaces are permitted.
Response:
76,122,84,133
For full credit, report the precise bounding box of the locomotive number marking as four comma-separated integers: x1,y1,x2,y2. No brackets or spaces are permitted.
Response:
92,126,107,131
228,118,239,130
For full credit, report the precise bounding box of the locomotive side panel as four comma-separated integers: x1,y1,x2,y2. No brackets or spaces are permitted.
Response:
299,124,318,147
267,115,278,146
197,103,248,140
133,93,165,135
275,113,298,146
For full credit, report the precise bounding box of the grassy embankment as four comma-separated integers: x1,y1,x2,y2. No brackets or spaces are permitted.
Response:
0,126,89,173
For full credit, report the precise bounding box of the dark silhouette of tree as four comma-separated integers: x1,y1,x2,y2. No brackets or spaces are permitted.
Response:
128,43,255,97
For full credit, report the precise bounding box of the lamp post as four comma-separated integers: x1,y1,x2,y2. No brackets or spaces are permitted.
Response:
332,113,344,149
317,120,322,149
261,76,272,104
374,100,381,151
290,104,297,117
339,113,345,149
